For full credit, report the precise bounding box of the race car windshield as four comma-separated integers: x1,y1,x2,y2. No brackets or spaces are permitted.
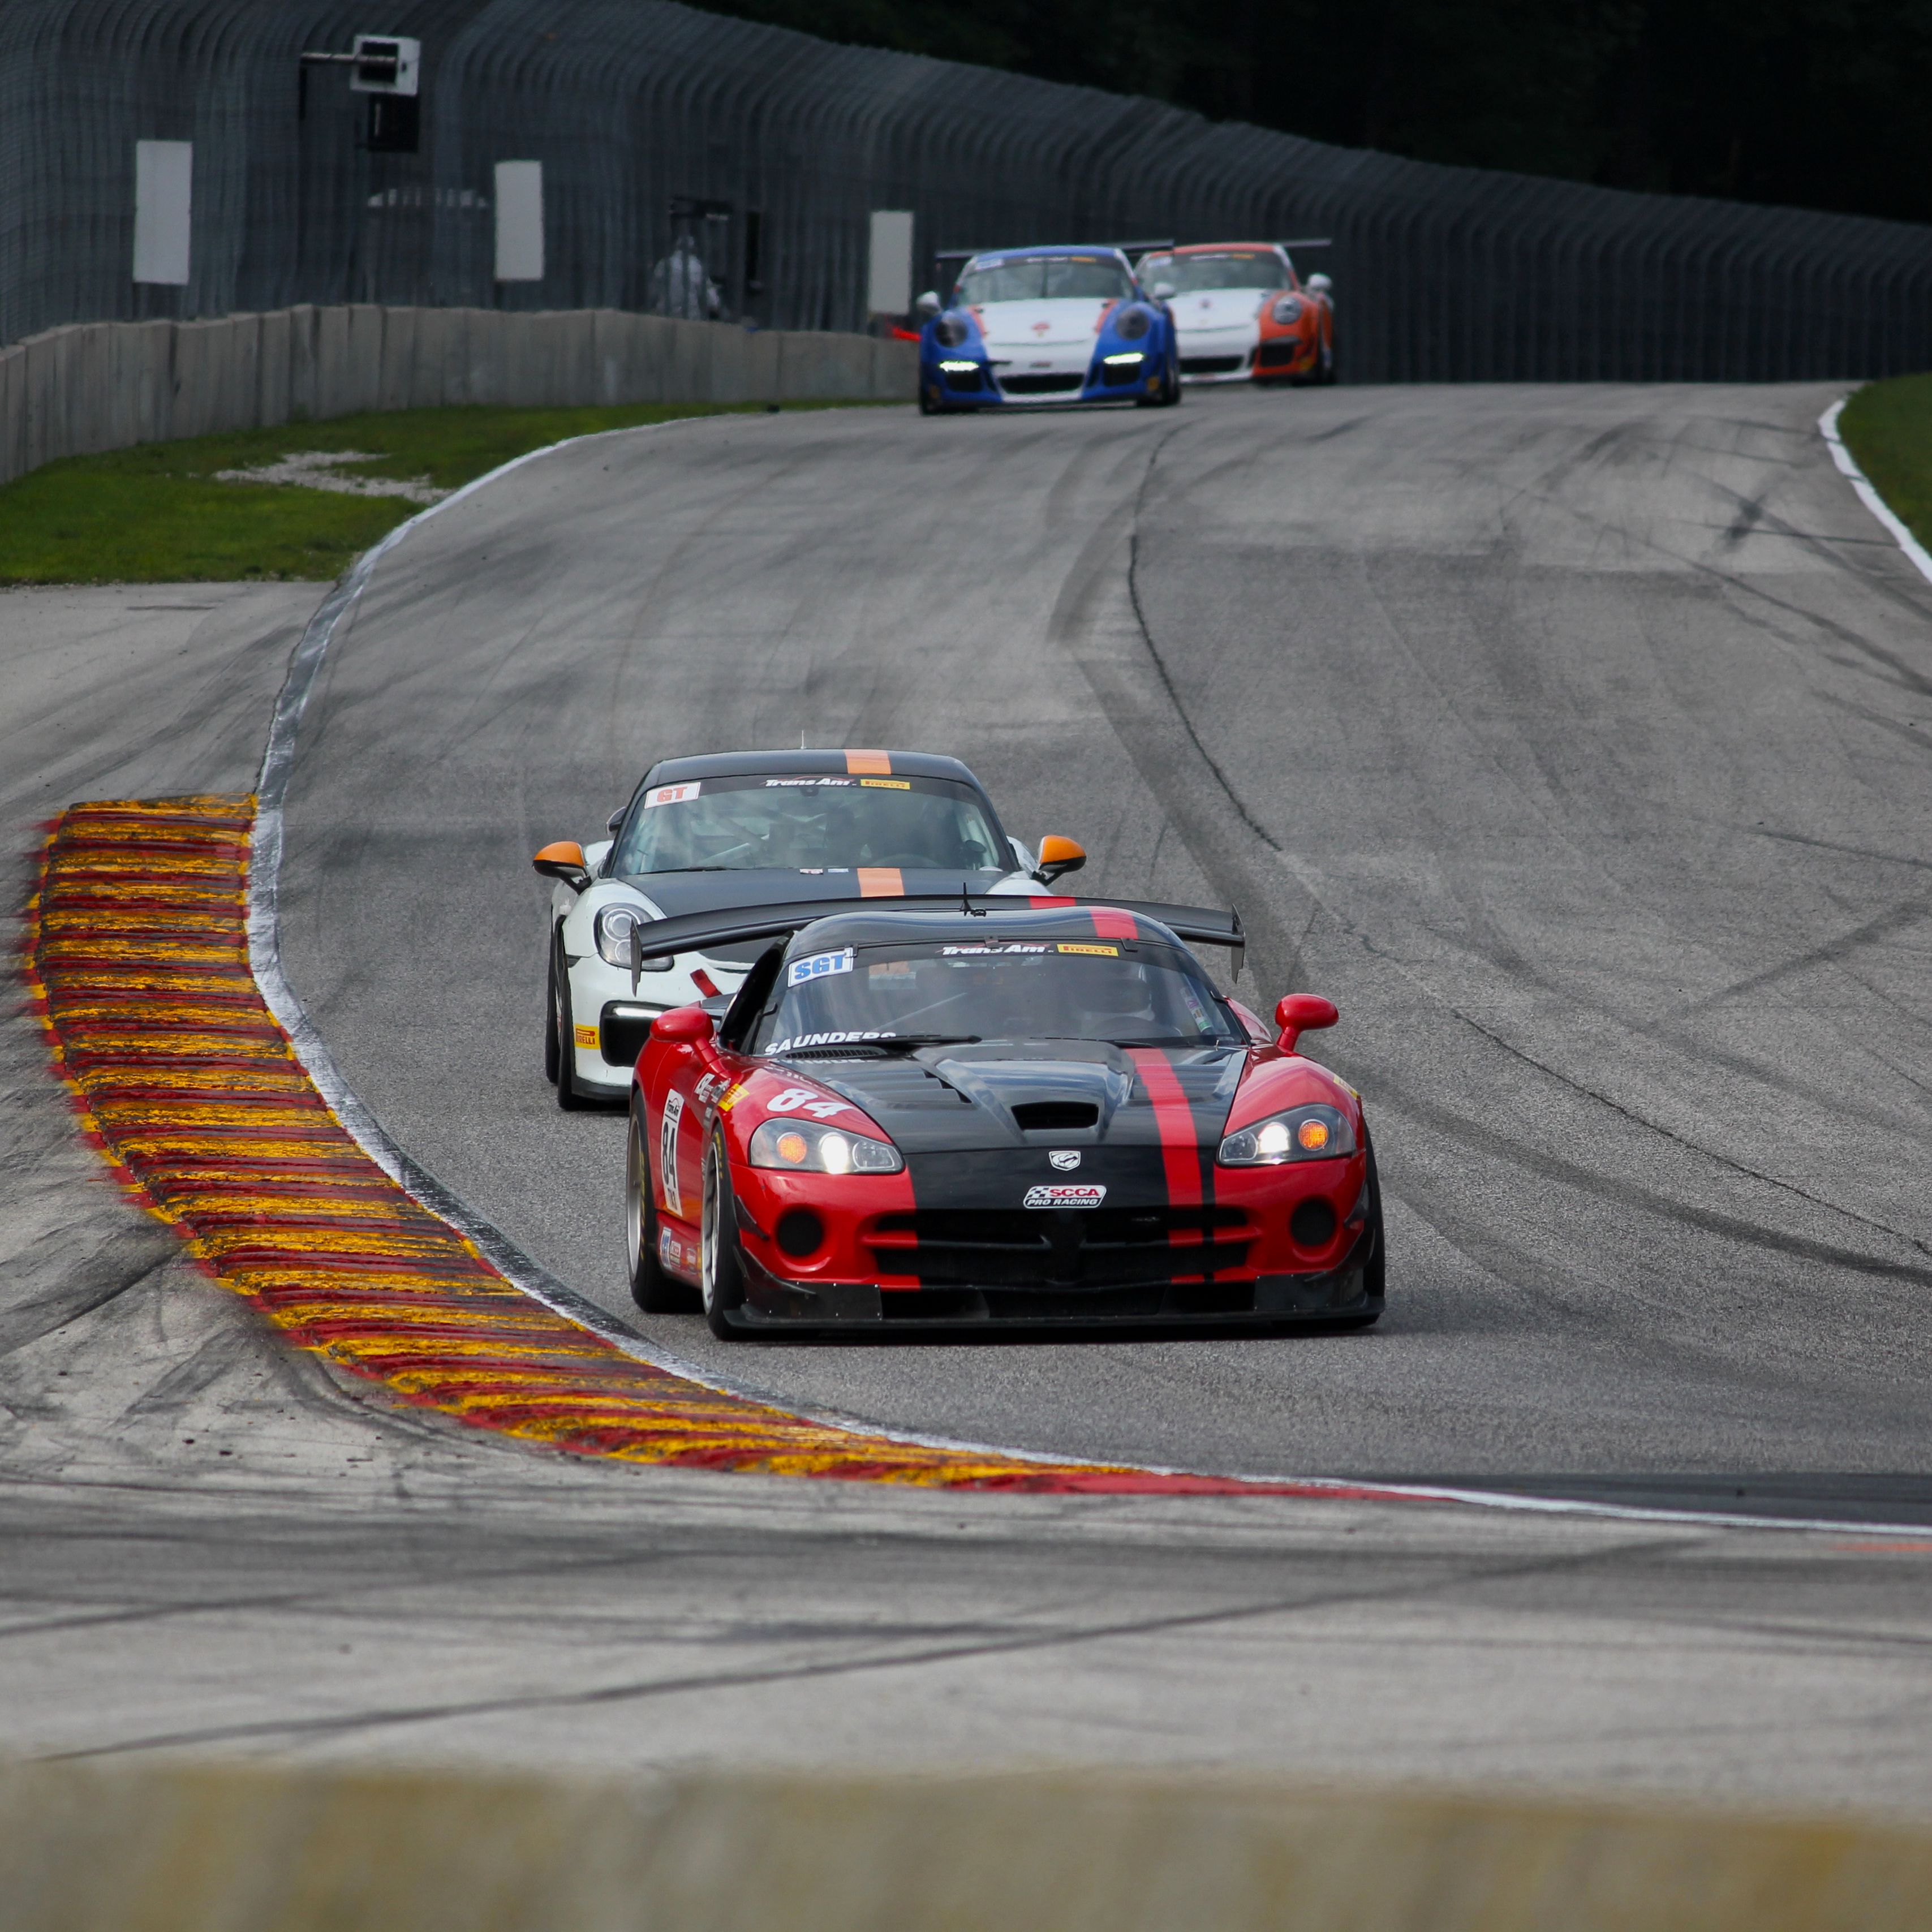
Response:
954,256,1135,305
1139,251,1286,292
754,939,1242,1053
611,774,1008,876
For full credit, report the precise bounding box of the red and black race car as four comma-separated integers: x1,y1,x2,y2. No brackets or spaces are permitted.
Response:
623,896,1384,1337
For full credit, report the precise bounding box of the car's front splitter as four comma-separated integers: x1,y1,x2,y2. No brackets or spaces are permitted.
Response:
724,1240,1379,1334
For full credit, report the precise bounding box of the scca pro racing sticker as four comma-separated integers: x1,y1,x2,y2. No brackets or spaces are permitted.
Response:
644,782,700,808
787,947,854,988
1023,1184,1107,1209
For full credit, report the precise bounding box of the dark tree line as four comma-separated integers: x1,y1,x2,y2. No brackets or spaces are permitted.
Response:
696,0,1932,226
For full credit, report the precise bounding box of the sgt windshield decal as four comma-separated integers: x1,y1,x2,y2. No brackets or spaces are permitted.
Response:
787,947,854,987
643,782,700,808
1023,1184,1107,1208
771,1029,898,1055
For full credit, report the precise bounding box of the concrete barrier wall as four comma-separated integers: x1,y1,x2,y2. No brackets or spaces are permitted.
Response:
0,305,916,488
3,1761,1931,1932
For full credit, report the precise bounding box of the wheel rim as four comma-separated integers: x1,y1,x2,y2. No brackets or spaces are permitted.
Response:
700,1150,719,1312
625,1116,644,1271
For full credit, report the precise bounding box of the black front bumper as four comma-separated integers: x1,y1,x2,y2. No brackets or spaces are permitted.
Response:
727,1230,1382,1333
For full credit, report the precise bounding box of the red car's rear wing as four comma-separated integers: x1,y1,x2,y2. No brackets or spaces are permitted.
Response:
621,894,1243,989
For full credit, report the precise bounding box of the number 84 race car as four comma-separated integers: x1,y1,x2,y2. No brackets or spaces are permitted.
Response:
622,895,1385,1337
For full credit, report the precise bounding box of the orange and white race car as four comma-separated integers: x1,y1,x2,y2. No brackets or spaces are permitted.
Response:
1135,242,1335,386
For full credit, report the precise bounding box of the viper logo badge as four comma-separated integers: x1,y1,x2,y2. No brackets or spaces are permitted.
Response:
1048,1150,1082,1171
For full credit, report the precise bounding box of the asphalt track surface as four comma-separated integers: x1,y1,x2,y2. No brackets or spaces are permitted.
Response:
278,381,1932,1516
8,390,1932,1807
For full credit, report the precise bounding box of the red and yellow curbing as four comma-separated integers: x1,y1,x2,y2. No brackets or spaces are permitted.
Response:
24,794,1381,1495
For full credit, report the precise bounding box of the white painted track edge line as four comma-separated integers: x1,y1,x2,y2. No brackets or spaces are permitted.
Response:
235,409,1926,1539
1819,396,1932,589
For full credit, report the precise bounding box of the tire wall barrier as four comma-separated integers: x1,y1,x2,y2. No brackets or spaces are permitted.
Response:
0,305,916,488
6,0,1931,385
3,1761,1931,1931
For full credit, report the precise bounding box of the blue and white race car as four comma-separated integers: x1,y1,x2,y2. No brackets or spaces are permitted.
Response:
916,245,1182,414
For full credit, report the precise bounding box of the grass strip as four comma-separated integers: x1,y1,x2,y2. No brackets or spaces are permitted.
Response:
1838,373,1932,553
0,399,896,584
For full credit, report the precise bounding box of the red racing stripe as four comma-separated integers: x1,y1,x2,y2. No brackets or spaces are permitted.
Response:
1090,907,1138,940
1129,1048,1202,1209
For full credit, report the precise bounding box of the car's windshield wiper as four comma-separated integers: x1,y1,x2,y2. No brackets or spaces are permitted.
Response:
876,1034,982,1052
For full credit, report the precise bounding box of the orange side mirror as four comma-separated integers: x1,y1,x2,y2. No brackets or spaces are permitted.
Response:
1036,834,1087,884
1275,993,1339,1055
532,840,591,890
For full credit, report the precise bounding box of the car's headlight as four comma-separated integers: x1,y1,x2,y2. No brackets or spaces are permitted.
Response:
1114,305,1153,341
1272,295,1305,325
1218,1103,1354,1166
749,1117,903,1174
594,904,671,971
935,313,970,348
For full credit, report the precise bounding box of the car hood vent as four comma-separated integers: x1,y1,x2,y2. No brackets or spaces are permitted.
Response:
1011,1100,1100,1131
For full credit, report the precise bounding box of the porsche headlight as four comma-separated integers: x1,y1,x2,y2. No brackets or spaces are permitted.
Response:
594,904,671,971
1218,1103,1354,1166
1272,295,1305,325
935,313,970,348
1115,305,1153,341
750,1117,903,1174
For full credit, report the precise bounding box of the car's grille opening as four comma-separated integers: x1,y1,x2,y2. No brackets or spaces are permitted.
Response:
1180,355,1245,375
1011,1100,1099,1131
1000,373,1083,395
1255,341,1301,369
868,1204,1254,1289
1099,360,1143,387
1289,1198,1338,1249
598,1001,665,1068
776,1208,825,1258
943,367,986,392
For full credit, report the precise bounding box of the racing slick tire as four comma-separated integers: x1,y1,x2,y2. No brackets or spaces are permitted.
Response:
1331,1138,1385,1329
550,929,588,1111
626,1094,699,1313
700,1130,749,1340
1137,355,1182,408
543,944,560,1083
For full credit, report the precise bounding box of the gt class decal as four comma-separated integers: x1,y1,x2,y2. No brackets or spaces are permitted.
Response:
659,1088,685,1216
1023,1184,1107,1208
643,782,700,808
788,947,854,987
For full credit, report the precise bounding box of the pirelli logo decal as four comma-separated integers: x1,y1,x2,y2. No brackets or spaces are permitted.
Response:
844,750,893,775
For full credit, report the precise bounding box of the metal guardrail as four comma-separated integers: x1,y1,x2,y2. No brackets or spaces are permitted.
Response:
4,0,1930,379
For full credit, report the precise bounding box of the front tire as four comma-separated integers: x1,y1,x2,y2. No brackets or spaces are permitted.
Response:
627,1096,698,1313
551,933,587,1112
1334,1139,1386,1328
700,1132,747,1340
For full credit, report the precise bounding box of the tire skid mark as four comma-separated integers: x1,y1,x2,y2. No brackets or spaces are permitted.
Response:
24,793,1409,1499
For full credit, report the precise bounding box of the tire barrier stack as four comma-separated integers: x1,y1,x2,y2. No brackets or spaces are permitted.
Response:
3,1758,1931,1931
0,305,915,488
5,0,1931,383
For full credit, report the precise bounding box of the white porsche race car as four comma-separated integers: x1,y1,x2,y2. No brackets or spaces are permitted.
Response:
1133,242,1336,386
532,748,1089,1105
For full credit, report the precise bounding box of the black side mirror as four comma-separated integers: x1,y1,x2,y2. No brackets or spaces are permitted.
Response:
606,806,627,834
